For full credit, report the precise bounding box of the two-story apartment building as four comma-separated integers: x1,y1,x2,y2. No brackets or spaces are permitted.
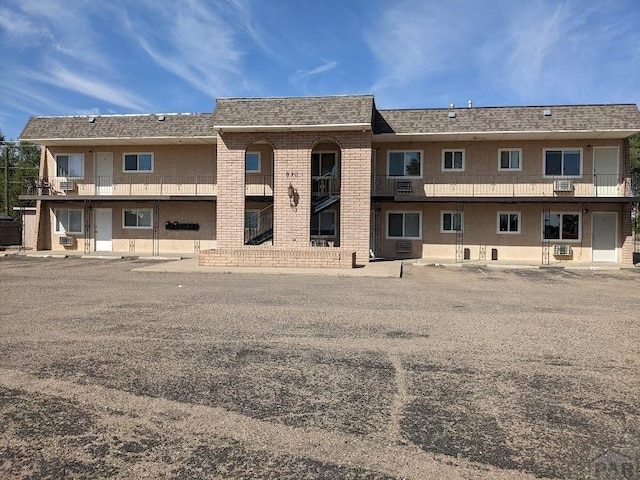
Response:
18,95,640,267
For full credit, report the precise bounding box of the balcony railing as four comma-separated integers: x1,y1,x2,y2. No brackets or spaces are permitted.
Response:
245,174,274,196
23,175,218,196
372,174,637,198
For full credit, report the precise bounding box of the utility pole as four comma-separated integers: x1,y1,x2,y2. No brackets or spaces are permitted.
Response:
3,144,9,218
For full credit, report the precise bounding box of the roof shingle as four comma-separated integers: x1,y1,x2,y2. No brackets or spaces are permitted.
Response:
373,104,640,134
20,113,216,141
213,95,375,128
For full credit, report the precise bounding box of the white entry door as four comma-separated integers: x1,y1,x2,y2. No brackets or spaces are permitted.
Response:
593,147,618,197
95,208,113,252
96,153,113,195
592,212,617,262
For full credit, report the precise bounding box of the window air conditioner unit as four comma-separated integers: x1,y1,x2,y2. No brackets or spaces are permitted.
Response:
553,180,574,192
59,236,75,246
59,181,76,192
395,240,412,253
553,244,572,256
395,180,413,195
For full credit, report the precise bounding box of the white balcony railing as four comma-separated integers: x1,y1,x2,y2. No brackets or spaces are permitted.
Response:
372,174,635,198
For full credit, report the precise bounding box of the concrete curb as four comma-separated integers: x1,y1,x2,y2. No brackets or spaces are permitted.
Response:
410,261,629,271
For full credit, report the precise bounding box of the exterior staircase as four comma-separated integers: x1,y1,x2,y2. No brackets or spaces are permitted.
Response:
244,204,273,245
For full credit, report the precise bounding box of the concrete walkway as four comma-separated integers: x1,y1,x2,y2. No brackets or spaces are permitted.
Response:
134,257,404,277
3,249,636,275
411,257,634,271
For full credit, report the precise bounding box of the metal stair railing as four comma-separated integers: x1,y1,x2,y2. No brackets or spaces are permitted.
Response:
312,173,340,214
244,204,274,245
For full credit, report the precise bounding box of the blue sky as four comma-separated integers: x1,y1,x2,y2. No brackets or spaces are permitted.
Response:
1,0,639,140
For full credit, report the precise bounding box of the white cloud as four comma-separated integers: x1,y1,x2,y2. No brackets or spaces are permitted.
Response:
302,60,338,77
365,0,640,107
364,1,477,92
125,0,249,97
1,0,111,68
25,64,150,111
288,59,338,93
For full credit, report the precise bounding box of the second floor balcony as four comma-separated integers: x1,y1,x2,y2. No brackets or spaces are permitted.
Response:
372,174,639,199
22,174,275,198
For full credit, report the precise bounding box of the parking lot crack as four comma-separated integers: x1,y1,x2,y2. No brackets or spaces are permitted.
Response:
388,351,409,444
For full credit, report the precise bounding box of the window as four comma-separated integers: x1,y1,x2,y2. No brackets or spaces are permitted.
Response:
497,212,521,234
543,212,581,241
123,153,153,172
311,152,337,176
442,150,465,171
388,151,422,177
498,149,521,171
311,211,336,236
123,209,153,228
56,154,84,178
441,211,463,233
387,211,421,239
245,152,261,173
544,149,581,176
245,209,259,230
54,209,83,234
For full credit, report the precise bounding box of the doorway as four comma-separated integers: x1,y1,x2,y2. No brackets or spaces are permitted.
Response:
96,153,113,195
592,212,617,262
95,208,113,252
593,147,618,197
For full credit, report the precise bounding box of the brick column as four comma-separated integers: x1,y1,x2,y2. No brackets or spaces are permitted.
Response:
216,134,246,248
272,133,311,249
339,132,372,264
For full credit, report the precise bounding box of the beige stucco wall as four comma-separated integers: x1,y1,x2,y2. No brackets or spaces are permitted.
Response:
373,139,626,180
47,201,216,254
375,201,626,263
42,145,217,196
20,209,37,249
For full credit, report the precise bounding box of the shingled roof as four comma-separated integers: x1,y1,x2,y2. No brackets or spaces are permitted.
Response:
213,95,375,131
18,98,640,145
20,113,217,146
374,104,640,139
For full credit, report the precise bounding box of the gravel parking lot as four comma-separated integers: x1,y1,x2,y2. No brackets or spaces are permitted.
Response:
0,256,639,479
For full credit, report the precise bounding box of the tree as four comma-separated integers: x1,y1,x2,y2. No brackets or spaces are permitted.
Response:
630,132,640,173
1,130,41,220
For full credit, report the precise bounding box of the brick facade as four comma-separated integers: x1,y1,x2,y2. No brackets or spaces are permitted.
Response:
19,97,640,267
215,130,372,267
199,247,356,268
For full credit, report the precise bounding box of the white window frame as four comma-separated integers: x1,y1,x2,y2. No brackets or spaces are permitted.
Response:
498,149,522,171
123,153,154,173
245,152,261,173
497,211,521,234
55,154,84,179
541,211,582,242
387,150,423,178
54,208,84,234
122,208,153,229
542,148,582,178
385,211,422,240
440,211,463,233
441,149,465,172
